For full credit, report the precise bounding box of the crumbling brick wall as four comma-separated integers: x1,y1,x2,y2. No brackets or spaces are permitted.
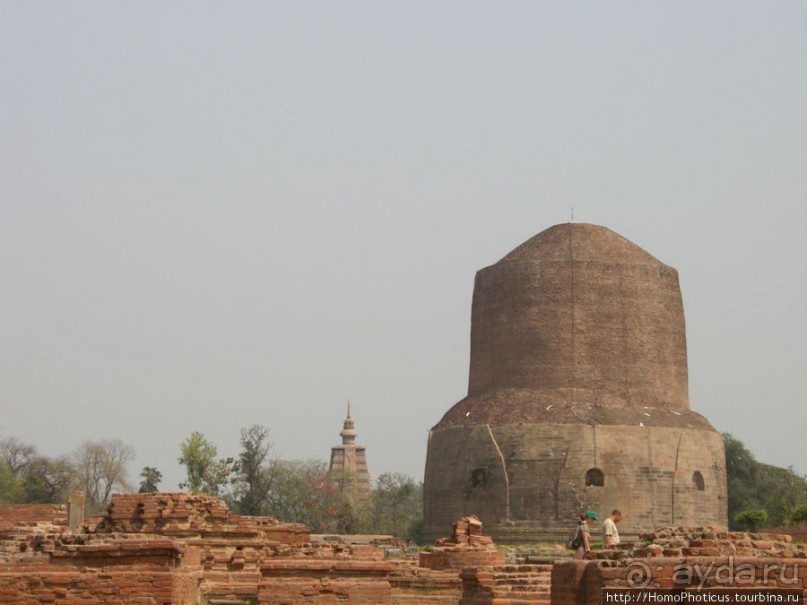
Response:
551,527,807,604
0,538,203,604
766,523,807,544
0,503,67,530
0,493,468,605
420,515,505,571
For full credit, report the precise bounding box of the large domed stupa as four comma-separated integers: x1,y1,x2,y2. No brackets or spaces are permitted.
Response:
423,223,727,543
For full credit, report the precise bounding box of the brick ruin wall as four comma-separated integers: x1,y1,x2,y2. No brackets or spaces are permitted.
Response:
767,523,807,543
0,504,67,530
0,493,463,604
3,496,806,605
419,515,505,571
551,527,807,604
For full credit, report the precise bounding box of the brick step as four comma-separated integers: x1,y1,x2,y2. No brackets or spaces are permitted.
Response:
475,599,549,605
461,563,553,604
493,580,550,588
495,586,550,595
463,583,548,591
461,597,550,604
492,582,550,592
492,574,551,582
462,600,549,605
203,570,262,579
491,569,552,577
490,574,551,585
492,591,550,599
491,565,554,573
205,586,260,594
393,598,461,605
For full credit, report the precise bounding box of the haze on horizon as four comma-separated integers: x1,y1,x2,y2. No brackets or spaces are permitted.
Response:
1,1,805,492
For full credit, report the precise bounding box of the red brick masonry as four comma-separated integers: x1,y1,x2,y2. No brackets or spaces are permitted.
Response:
3,500,804,605
0,493,463,604
551,526,807,605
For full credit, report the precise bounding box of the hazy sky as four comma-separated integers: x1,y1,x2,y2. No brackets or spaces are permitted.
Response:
1,2,805,493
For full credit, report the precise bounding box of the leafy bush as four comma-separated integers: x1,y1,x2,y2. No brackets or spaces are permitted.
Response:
734,509,768,532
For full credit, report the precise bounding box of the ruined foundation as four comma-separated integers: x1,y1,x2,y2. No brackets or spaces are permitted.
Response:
551,527,807,604
2,495,805,604
0,493,459,605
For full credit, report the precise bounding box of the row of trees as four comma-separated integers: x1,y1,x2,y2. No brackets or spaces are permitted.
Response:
0,437,133,515
0,427,424,542
172,426,423,541
723,433,807,531
3,430,804,539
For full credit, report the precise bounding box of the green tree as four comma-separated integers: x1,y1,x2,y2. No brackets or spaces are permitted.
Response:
234,425,273,515
735,509,768,532
724,433,759,519
263,459,349,531
138,467,163,493
20,456,75,503
257,463,423,537
0,460,24,504
0,437,35,504
369,473,423,542
328,468,372,534
203,457,238,499
790,503,807,525
178,432,236,497
178,432,218,492
723,433,807,528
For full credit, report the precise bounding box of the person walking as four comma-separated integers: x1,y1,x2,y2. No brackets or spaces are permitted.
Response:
603,509,623,547
574,510,599,558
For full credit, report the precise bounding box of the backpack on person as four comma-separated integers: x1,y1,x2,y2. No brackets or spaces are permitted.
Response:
565,523,582,550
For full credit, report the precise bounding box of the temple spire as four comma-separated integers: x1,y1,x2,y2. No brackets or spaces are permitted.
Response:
341,401,356,444
329,401,371,493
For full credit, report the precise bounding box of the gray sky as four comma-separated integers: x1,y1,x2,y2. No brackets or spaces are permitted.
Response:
1,1,805,493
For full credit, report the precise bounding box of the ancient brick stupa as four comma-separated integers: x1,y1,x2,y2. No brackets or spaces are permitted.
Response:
423,222,728,543
329,403,371,493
